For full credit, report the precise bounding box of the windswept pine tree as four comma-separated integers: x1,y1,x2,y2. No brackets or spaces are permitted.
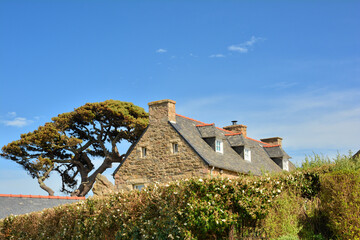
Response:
1,100,148,196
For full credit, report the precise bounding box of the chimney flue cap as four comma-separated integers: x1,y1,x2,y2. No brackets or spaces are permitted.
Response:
231,120,238,125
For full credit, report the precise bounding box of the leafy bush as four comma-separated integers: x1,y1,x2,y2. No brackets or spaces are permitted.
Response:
1,152,359,240
320,171,360,239
263,191,302,239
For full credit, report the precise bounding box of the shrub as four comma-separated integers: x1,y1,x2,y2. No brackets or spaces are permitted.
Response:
300,153,332,170
1,152,359,239
263,191,302,239
320,171,360,239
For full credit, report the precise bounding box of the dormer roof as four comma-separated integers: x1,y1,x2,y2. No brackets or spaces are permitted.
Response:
196,123,224,139
225,133,246,147
263,145,291,159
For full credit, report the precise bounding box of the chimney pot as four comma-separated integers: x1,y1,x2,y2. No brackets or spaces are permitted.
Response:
231,120,237,125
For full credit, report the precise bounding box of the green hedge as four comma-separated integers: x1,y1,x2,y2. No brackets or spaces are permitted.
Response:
1,154,359,239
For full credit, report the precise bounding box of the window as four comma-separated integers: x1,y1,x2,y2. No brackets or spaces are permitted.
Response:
215,140,223,153
283,159,289,171
172,143,179,153
141,147,147,157
244,147,251,162
133,184,144,191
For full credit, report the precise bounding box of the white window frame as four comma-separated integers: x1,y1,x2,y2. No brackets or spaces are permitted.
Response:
215,140,223,153
133,184,145,191
141,147,147,158
244,147,251,162
283,159,289,171
172,143,179,154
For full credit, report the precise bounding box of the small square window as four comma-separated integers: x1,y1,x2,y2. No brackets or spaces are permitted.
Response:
133,184,144,191
172,143,179,153
244,147,251,162
141,147,147,157
215,140,223,153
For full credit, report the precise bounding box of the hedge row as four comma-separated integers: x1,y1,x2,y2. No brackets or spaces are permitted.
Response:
1,154,359,239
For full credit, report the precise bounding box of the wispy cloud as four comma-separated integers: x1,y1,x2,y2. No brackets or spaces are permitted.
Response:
1,112,34,127
3,117,33,127
209,54,226,58
228,46,248,53
156,48,167,53
228,36,264,53
7,112,17,118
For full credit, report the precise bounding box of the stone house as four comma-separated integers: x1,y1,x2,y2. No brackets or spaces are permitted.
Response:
113,99,293,191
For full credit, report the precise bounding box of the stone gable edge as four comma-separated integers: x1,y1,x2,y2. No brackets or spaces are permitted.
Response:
112,125,150,177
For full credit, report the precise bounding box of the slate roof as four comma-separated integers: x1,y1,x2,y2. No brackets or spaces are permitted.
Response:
263,145,291,159
353,149,360,159
169,114,290,175
0,194,85,219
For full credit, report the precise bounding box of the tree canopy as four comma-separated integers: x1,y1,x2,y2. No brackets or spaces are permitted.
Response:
1,100,148,196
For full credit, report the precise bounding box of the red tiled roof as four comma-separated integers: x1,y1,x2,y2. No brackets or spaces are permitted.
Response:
196,123,215,127
245,137,271,145
0,194,85,200
176,114,234,134
225,132,242,136
176,114,205,124
216,127,233,133
263,144,281,148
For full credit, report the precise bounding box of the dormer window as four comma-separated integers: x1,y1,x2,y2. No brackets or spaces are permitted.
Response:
215,140,223,153
244,147,251,162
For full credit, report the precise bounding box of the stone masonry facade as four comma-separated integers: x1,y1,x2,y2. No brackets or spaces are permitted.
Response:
114,100,238,191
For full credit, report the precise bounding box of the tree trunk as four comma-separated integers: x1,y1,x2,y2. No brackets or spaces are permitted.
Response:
38,178,55,196
72,157,113,197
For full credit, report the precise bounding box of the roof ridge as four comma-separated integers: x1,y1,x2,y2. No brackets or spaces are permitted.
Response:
196,123,215,127
217,127,233,133
176,114,205,124
225,132,242,136
176,114,234,134
245,136,271,145
0,194,85,200
263,144,281,148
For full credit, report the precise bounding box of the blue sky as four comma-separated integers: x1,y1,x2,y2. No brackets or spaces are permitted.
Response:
1,1,359,196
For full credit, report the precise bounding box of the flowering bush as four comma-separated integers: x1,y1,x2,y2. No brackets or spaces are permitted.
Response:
1,155,358,240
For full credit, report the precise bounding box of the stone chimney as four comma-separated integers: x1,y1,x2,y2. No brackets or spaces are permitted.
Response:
148,99,176,124
223,122,247,137
260,137,283,146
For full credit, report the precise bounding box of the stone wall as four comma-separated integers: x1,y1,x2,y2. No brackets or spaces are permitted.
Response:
114,121,211,191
